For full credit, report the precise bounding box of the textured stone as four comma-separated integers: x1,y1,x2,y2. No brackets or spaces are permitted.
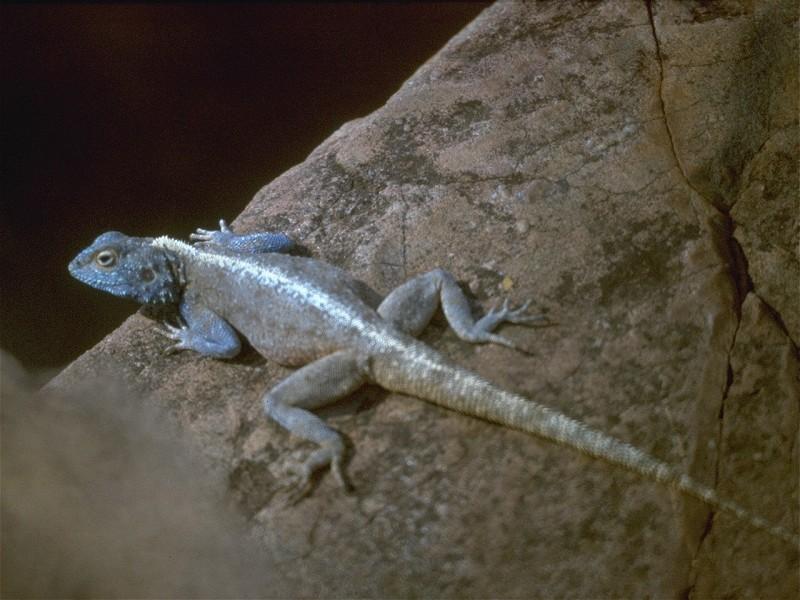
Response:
50,1,798,597
690,294,799,598
652,0,800,343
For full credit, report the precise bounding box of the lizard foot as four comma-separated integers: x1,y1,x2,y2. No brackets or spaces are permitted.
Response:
190,219,233,245
465,299,547,349
154,320,193,354
154,318,241,358
495,299,547,325
282,440,352,505
281,468,315,507
190,219,294,254
480,298,547,328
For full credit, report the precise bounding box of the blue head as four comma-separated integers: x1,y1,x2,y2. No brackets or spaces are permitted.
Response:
69,232,183,304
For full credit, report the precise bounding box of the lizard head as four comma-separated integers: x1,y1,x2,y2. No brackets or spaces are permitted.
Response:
69,231,184,305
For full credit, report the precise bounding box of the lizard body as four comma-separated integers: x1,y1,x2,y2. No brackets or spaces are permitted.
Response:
69,223,798,546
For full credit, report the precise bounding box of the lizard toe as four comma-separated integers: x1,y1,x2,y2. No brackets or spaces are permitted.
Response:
280,464,314,506
331,457,353,493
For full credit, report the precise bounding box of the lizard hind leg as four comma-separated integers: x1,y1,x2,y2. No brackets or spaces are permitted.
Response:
262,351,369,499
378,268,544,348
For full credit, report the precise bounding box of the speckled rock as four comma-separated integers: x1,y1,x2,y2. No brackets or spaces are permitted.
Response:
51,1,798,597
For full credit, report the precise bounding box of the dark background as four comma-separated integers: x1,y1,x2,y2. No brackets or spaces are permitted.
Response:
1,3,488,371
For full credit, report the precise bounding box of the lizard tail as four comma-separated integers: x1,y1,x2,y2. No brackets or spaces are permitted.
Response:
371,346,799,547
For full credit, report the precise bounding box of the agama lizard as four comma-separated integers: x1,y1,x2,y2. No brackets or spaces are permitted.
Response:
68,220,797,546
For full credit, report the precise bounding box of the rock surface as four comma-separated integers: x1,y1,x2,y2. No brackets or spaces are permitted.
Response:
51,1,798,597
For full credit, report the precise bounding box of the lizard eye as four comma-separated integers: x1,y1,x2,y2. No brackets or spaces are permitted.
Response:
95,249,118,269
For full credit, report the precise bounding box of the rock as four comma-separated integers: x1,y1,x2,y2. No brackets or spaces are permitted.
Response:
50,1,798,597
690,294,799,598
652,0,800,343
1,352,295,598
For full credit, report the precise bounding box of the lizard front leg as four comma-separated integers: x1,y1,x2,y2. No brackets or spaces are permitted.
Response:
378,268,545,348
190,219,294,254
262,351,370,496
156,293,241,358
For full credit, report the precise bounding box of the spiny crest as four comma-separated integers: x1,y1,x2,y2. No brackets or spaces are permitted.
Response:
154,235,256,279
153,236,196,255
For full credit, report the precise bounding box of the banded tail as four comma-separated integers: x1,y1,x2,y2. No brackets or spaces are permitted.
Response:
371,343,798,547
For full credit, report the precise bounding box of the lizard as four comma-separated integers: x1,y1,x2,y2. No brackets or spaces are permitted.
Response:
68,220,798,547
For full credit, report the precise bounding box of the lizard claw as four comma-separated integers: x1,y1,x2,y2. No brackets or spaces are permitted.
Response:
280,438,351,506
155,320,192,354
484,332,520,351
190,219,233,245
470,297,546,342
330,456,352,493
281,466,315,507
280,459,352,507
501,299,547,325
189,230,212,242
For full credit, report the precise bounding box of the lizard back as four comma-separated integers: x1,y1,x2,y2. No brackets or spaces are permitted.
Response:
153,237,399,365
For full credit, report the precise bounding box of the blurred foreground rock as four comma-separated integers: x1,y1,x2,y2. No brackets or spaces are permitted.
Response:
1,352,293,598
49,1,798,597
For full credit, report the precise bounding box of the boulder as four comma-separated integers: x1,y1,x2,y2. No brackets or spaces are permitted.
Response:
50,1,798,596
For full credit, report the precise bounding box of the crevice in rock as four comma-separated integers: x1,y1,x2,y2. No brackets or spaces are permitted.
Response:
646,2,720,214
756,293,799,353
644,1,748,593
644,0,798,589
645,1,797,350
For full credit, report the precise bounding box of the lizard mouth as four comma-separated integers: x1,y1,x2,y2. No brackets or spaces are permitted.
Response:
67,256,85,276
68,259,130,298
